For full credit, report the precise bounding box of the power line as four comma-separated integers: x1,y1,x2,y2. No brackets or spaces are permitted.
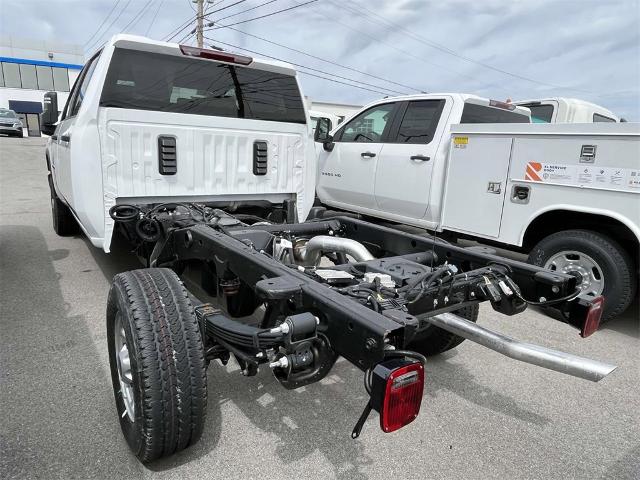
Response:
207,0,317,29
85,0,133,52
121,0,156,33
84,0,122,47
334,0,582,92
217,26,423,93
145,0,166,35
215,0,280,23
203,36,398,96
285,0,510,94
163,0,248,41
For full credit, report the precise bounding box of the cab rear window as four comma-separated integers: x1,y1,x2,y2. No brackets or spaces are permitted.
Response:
100,48,306,124
460,103,529,123
526,104,554,123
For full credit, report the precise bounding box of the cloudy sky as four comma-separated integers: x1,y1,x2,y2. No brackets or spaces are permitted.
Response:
2,0,639,119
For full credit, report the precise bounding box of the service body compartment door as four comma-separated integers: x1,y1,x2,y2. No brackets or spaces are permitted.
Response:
441,135,513,238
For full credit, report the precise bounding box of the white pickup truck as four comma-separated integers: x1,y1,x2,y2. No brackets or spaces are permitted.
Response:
514,97,621,123
314,94,639,320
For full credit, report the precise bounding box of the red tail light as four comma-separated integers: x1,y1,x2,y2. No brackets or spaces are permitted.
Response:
370,359,424,433
179,45,252,65
581,295,604,338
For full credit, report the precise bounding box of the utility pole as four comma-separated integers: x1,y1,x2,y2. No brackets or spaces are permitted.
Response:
195,0,204,48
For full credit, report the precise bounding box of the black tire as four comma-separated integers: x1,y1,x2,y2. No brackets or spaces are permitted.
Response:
106,268,207,463
407,305,479,356
49,176,78,236
528,230,636,322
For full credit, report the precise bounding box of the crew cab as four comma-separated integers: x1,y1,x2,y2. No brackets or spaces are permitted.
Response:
314,94,639,320
41,34,316,252
514,97,621,123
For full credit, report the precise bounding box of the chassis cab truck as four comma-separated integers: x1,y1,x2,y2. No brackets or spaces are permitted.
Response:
314,95,639,321
514,97,621,123
41,37,616,463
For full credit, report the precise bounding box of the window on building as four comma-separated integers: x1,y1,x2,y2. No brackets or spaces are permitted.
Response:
19,64,38,89
36,65,54,90
52,67,70,92
2,62,21,88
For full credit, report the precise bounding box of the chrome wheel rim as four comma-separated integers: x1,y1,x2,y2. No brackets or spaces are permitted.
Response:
114,314,135,422
544,250,605,299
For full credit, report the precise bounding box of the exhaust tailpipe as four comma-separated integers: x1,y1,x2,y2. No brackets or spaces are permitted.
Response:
298,236,374,265
424,312,616,382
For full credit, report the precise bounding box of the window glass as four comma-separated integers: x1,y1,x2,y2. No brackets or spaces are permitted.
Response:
36,66,54,90
100,48,306,123
3,62,21,88
52,67,70,92
395,100,444,144
524,104,554,123
460,103,529,123
593,113,615,123
0,109,17,118
19,64,38,89
337,103,395,142
69,58,99,117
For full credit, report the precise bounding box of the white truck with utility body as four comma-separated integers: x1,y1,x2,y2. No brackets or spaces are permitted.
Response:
41,35,616,464
514,97,621,123
314,94,639,321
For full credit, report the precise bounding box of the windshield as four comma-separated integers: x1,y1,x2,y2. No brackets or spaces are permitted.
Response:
460,103,530,123
100,48,306,124
0,109,17,119
522,104,554,123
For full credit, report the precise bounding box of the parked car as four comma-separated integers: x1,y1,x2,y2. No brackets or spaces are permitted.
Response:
314,94,639,321
41,35,615,463
514,97,621,123
0,108,24,137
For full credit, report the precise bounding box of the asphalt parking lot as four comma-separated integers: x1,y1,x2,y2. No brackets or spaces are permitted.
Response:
1,137,638,480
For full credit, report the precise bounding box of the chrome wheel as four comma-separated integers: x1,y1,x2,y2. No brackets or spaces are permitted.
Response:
114,313,135,422
544,250,605,299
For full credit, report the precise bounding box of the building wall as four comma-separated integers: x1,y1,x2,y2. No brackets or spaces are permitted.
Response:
0,36,84,136
307,99,363,122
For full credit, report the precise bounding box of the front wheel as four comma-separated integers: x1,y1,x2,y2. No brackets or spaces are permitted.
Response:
107,268,208,463
528,229,636,322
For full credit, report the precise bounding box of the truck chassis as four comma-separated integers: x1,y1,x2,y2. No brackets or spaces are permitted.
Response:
105,203,615,462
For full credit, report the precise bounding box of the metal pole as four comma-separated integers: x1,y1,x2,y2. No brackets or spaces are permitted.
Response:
196,0,204,48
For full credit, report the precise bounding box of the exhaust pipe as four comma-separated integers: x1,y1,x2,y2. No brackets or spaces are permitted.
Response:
298,236,374,265
424,312,616,382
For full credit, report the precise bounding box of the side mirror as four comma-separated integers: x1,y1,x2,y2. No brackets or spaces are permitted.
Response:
314,117,335,151
42,91,58,127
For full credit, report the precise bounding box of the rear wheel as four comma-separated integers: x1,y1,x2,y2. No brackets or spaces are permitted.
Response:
49,176,78,236
407,305,479,356
528,229,636,322
107,268,208,463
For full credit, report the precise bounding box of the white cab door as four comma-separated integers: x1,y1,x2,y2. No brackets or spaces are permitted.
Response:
316,102,397,209
374,99,447,219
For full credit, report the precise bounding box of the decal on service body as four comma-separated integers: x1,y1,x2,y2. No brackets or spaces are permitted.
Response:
524,161,640,192
453,136,468,149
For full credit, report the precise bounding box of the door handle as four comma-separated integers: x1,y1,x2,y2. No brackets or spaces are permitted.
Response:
51,135,58,141
361,151,376,158
61,134,71,143
410,155,430,162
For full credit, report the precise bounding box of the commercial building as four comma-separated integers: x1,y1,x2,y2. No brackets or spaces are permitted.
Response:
0,36,83,136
